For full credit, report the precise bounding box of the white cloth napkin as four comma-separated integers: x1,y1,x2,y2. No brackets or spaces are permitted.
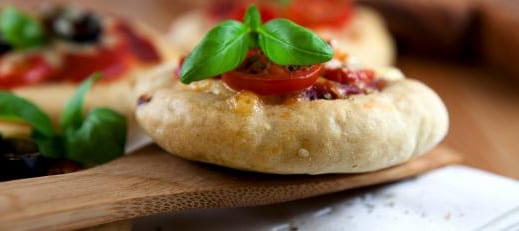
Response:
134,166,519,231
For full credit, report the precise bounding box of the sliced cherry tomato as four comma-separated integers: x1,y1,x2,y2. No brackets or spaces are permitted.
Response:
208,0,279,22
284,0,353,28
222,49,321,95
323,68,375,85
0,55,58,89
58,40,133,83
209,0,353,29
114,22,161,63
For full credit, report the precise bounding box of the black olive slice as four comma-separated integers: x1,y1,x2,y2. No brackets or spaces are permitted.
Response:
43,7,103,44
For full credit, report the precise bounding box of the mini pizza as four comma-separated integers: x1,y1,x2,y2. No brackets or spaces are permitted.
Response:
0,5,175,124
169,0,394,67
136,6,448,174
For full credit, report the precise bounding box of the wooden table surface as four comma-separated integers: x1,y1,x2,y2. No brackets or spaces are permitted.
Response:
8,0,519,179
399,57,519,179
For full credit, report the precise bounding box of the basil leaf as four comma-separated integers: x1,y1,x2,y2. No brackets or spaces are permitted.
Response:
258,19,333,65
0,92,62,158
0,74,127,163
180,20,250,83
0,7,46,49
0,92,54,137
64,108,127,165
33,133,64,159
60,73,126,164
60,73,101,131
244,5,261,30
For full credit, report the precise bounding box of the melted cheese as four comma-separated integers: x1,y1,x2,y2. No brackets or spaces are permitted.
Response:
226,91,261,115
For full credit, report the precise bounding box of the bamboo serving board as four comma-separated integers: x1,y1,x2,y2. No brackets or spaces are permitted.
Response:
0,145,461,230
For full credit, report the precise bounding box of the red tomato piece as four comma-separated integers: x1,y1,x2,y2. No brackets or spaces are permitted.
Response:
209,0,354,28
59,22,160,83
322,68,375,85
283,0,354,28
221,49,322,95
302,81,340,100
208,0,280,22
59,40,133,83
0,55,58,89
114,22,161,63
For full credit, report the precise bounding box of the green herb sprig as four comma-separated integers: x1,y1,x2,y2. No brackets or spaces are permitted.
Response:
0,73,127,165
180,5,333,84
0,7,47,49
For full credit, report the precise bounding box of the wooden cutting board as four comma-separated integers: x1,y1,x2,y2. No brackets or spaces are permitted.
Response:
0,145,461,230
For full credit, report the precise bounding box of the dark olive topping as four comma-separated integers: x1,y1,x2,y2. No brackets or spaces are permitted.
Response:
0,136,39,155
0,136,83,181
0,136,6,154
0,136,47,181
0,35,13,55
43,7,102,44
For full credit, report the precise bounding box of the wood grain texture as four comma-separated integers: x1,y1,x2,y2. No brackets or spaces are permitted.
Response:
0,145,460,230
399,56,519,179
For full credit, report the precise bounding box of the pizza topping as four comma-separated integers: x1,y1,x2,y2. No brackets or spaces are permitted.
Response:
115,22,161,62
58,37,132,83
0,74,126,167
0,136,47,181
0,7,47,49
323,68,375,85
300,74,386,101
0,136,86,181
0,6,161,89
43,7,102,44
209,0,353,29
284,0,353,29
221,49,322,95
180,5,333,84
0,54,58,89
180,5,388,99
227,91,261,115
302,80,340,100
209,1,279,23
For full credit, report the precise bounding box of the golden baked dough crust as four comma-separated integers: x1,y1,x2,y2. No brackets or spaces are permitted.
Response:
135,64,448,174
169,7,394,68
